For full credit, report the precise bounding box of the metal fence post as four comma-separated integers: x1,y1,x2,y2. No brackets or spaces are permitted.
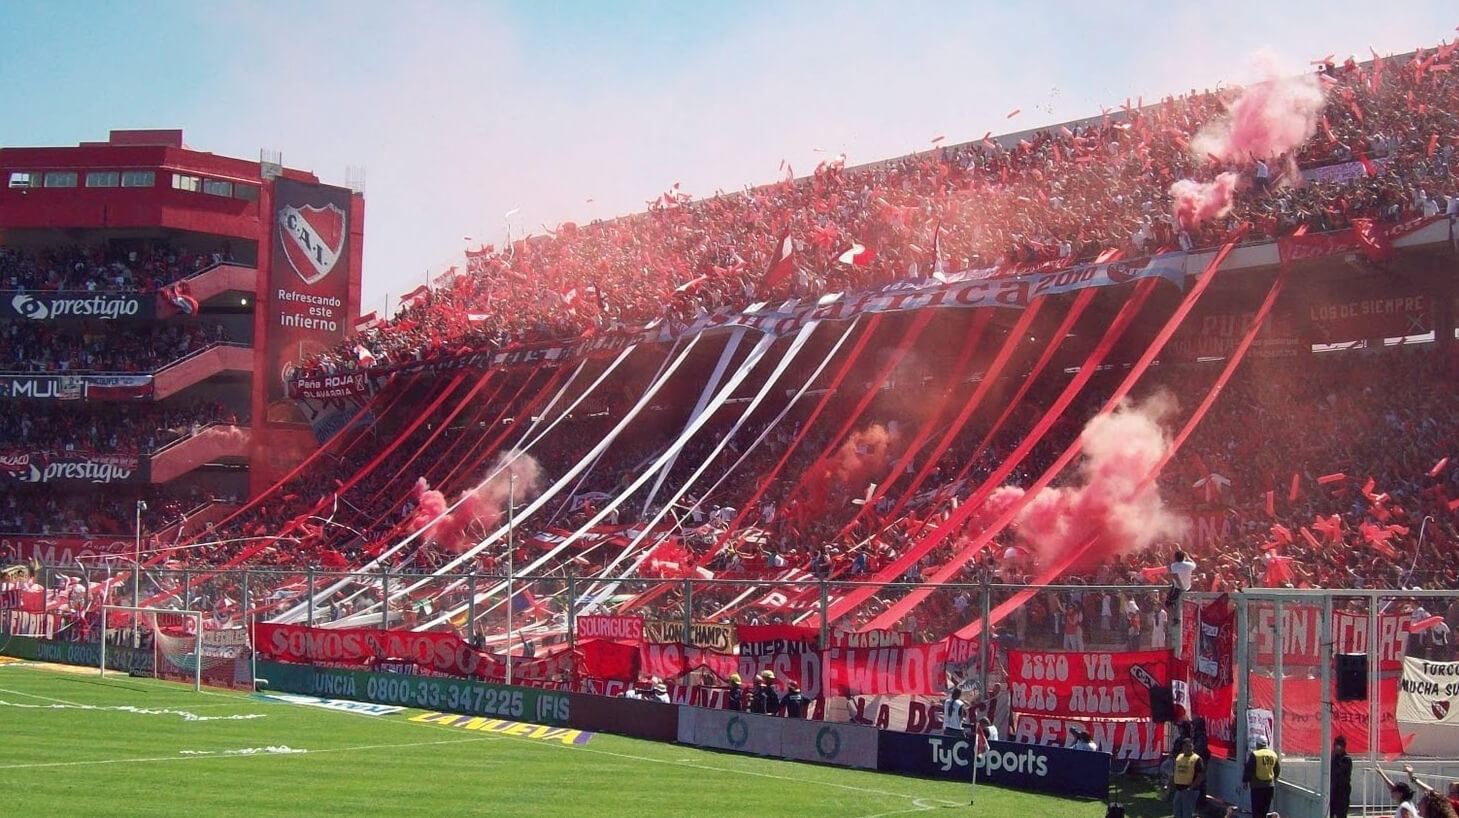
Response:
306,566,316,627
182,569,192,611
682,579,692,643
979,578,991,699
1319,593,1334,818
380,567,390,630
818,579,830,649
1272,598,1284,754
567,571,577,687
1234,592,1250,774
467,572,477,640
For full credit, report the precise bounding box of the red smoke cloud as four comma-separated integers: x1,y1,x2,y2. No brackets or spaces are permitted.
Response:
408,450,543,552
986,394,1183,568
1169,172,1240,229
1192,56,1326,163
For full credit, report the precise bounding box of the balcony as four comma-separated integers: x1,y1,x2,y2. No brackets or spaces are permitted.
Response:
153,343,252,399
148,423,250,484
182,262,257,304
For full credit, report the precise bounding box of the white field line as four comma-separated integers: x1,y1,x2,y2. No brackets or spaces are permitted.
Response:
0,737,492,770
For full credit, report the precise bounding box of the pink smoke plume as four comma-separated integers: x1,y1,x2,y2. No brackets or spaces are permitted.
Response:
408,450,543,552
1169,172,1240,229
987,393,1184,568
1191,55,1327,164
805,423,902,513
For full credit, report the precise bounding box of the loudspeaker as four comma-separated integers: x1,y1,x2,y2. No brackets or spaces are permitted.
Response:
1336,653,1368,701
1149,684,1177,722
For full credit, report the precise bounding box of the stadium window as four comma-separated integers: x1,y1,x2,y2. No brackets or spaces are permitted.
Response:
171,173,201,192
7,172,32,188
85,171,120,188
202,178,233,197
120,170,155,188
43,171,78,188
233,183,259,201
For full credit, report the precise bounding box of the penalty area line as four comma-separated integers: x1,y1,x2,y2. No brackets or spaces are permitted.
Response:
0,736,494,770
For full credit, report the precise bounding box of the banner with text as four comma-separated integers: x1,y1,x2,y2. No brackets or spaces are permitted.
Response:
1,292,155,322
266,178,354,422
0,452,147,485
1007,649,1172,720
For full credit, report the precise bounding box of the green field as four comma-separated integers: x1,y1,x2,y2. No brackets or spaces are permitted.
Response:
0,661,1152,817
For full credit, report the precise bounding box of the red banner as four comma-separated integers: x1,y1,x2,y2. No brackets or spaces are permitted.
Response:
1011,715,1167,761
1249,674,1403,754
85,375,154,400
1249,605,1407,671
1007,649,1172,719
1166,309,1304,361
255,622,493,678
737,623,819,656
577,615,644,643
1,535,134,565
1277,215,1440,267
637,642,741,684
824,643,954,696
1302,291,1432,342
829,628,911,648
576,638,639,681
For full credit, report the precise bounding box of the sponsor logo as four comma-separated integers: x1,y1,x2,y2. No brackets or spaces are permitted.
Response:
407,712,592,745
726,715,750,748
253,693,403,716
815,726,842,760
279,202,346,285
10,293,141,320
11,294,47,320
18,460,134,484
928,737,1052,777
1106,262,1137,284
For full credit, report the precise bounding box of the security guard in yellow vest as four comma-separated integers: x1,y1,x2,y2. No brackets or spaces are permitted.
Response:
1171,737,1205,818
1242,734,1280,818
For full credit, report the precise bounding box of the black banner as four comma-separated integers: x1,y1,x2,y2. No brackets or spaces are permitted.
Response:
0,452,148,484
0,374,153,401
876,730,1110,799
2,292,154,321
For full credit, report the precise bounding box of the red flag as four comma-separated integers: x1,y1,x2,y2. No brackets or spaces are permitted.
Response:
837,242,877,267
353,311,380,333
1317,472,1346,485
1300,527,1322,550
1406,615,1445,633
1351,219,1392,261
1265,490,1275,517
1430,457,1450,478
1357,153,1377,177
1288,472,1302,503
763,230,797,288
400,284,430,310
1429,134,1440,158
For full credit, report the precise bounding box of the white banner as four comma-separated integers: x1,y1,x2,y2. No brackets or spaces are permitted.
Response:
1397,656,1459,756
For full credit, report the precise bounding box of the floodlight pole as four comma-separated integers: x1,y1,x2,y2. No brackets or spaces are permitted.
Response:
506,471,515,687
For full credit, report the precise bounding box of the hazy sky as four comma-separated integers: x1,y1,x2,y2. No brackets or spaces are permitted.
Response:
1,1,1454,312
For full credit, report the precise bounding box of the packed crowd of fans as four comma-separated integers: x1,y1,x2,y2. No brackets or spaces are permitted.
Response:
0,399,242,458
300,45,1458,377
0,241,236,293
0,320,226,373
10,42,1459,648
0,486,219,540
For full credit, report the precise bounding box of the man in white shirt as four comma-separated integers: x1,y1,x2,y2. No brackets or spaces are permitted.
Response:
1152,606,1169,648
1168,549,1196,608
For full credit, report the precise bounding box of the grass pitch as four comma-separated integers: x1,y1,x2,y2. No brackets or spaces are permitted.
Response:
0,662,1135,817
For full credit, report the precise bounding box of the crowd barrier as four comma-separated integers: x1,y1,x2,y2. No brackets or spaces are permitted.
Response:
675,707,879,769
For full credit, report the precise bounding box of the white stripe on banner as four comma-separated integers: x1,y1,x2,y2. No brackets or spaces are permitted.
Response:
641,329,745,515
411,334,707,629
577,321,822,616
272,351,604,624
427,329,776,630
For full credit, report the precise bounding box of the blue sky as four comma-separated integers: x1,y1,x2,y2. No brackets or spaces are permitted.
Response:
0,1,1454,311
